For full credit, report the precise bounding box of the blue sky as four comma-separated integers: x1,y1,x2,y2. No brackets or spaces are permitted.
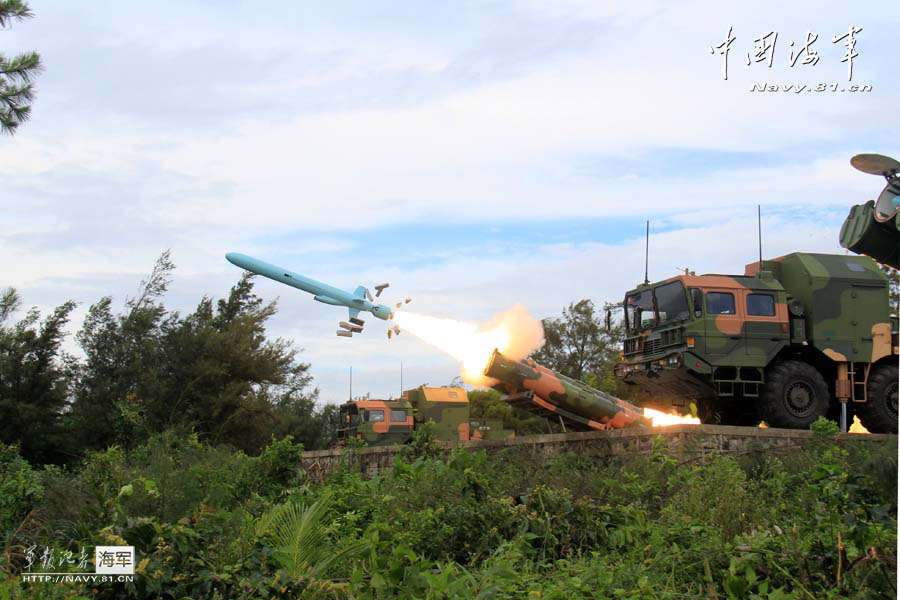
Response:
2,1,897,403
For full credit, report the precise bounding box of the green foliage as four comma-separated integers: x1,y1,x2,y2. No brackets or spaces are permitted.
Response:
810,416,840,435
399,420,441,461
0,444,42,540
256,436,305,499
256,493,365,584
2,253,331,466
0,432,893,598
0,1,42,135
0,289,77,464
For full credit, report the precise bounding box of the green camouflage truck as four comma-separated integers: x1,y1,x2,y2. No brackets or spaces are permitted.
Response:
616,153,899,433
336,385,514,446
615,254,897,433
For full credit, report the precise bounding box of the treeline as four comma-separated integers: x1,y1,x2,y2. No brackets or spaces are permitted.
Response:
0,252,333,465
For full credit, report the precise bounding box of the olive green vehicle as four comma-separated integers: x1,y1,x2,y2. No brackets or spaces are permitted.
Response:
616,154,899,433
336,386,514,446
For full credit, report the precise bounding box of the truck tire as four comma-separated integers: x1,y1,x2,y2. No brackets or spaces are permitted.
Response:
760,360,830,429
858,364,899,434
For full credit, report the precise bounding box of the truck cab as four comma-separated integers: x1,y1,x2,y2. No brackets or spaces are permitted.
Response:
337,398,415,446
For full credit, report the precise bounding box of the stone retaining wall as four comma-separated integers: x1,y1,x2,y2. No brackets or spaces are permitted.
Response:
300,425,896,481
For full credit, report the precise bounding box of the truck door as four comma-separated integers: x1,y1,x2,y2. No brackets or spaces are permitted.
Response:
743,291,787,364
703,289,743,363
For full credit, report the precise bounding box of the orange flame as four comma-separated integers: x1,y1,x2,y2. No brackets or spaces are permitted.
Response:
643,407,701,427
848,416,870,434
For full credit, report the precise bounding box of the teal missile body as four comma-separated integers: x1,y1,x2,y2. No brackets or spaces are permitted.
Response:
225,253,394,323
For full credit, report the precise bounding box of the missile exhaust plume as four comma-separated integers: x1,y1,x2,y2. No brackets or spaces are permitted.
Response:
642,407,701,426
392,304,545,386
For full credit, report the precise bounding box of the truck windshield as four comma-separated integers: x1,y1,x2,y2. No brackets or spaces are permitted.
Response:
625,281,690,332
654,281,690,325
625,289,655,332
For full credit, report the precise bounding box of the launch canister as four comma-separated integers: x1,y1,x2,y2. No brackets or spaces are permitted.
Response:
484,349,651,429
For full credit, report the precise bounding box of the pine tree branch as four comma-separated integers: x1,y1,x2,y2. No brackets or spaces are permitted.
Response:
0,0,33,29
1,81,35,106
0,51,41,81
0,102,30,134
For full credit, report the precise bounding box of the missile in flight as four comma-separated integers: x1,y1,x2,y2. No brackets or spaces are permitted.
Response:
225,252,400,336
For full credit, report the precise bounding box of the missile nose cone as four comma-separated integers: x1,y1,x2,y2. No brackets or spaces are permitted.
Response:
226,252,249,267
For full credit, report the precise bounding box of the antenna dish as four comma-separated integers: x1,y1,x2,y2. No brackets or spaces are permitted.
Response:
850,153,900,177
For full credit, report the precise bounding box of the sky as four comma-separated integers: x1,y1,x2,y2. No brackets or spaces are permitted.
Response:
2,1,897,404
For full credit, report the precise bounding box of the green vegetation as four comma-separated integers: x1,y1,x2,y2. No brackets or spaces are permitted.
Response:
0,253,332,466
0,0,42,135
0,421,895,598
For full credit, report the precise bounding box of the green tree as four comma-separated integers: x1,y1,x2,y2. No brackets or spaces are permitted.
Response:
0,288,77,464
71,252,175,451
70,252,325,454
1,0,42,135
530,299,622,387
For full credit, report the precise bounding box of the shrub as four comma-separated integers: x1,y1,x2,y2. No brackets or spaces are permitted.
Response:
0,444,44,539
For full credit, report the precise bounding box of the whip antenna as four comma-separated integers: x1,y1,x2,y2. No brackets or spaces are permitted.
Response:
644,220,650,285
757,205,763,266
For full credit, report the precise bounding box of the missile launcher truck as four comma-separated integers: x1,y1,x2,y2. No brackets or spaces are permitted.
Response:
615,154,899,433
336,385,514,446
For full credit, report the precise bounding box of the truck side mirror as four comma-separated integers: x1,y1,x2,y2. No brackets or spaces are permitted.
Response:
605,309,612,330
690,288,703,318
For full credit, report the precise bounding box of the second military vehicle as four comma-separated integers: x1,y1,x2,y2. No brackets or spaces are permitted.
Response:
336,385,514,445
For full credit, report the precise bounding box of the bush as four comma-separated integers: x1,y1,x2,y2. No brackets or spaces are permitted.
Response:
3,430,894,599
0,444,43,539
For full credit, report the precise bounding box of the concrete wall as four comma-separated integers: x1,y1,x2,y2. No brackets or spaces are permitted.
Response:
300,425,896,481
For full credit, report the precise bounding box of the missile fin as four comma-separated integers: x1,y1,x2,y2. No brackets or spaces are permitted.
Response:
336,331,352,337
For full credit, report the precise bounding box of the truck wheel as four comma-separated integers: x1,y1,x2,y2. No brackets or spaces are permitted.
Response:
858,364,899,434
760,361,829,429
